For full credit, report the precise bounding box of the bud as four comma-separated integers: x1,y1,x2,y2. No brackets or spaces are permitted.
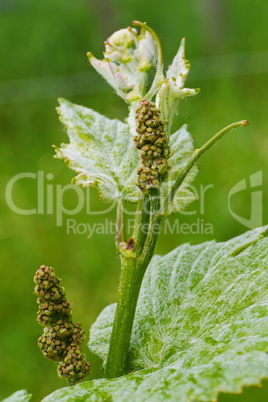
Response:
87,24,159,103
87,23,198,133
104,28,138,64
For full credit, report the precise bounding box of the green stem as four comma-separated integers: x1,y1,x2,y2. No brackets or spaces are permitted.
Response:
161,120,249,215
105,190,161,378
137,191,162,268
105,256,138,378
132,193,151,255
116,199,125,249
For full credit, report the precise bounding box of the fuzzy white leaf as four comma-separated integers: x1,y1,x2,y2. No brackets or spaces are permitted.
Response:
55,98,139,202
166,38,190,87
2,390,32,402
157,80,199,134
87,55,127,100
138,29,157,69
157,38,199,132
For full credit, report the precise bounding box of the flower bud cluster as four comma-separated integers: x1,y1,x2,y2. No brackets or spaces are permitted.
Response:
34,265,90,384
134,99,171,192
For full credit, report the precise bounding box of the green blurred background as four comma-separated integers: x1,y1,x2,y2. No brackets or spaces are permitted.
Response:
0,0,267,400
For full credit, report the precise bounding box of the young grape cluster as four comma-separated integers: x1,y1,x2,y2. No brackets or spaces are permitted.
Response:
134,99,171,193
34,265,90,385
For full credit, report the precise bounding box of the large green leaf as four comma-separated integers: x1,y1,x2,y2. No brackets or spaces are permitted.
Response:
2,390,32,402
55,98,197,211
43,226,268,401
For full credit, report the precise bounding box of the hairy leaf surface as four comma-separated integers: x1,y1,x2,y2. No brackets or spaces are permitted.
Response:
43,227,268,401
55,98,139,202
2,390,32,402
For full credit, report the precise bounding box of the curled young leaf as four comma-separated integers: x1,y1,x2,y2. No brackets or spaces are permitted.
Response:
156,38,199,133
88,25,159,103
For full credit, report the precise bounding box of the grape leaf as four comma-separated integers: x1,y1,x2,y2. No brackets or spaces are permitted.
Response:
55,98,139,203
55,98,197,212
42,226,268,402
2,390,32,402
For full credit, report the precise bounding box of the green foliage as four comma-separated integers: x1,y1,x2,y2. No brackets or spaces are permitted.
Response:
32,23,262,400
41,226,268,401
